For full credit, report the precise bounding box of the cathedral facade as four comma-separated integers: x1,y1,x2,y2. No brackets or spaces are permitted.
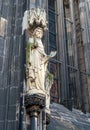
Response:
0,0,90,130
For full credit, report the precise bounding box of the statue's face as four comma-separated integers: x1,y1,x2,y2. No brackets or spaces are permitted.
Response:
33,28,43,38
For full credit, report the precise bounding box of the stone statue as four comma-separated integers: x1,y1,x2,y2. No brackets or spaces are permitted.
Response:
26,27,48,94
26,26,56,95
22,8,56,112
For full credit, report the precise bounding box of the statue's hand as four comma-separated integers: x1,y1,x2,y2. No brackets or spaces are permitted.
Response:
49,51,57,57
46,51,57,60
44,51,57,63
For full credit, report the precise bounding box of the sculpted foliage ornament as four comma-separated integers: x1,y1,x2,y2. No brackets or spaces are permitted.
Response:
22,8,56,114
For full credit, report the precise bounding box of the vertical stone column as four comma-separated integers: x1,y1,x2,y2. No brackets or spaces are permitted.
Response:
79,0,90,112
57,0,70,108
69,0,81,110
25,94,45,130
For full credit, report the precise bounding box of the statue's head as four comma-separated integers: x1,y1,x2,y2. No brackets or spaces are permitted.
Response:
33,27,43,38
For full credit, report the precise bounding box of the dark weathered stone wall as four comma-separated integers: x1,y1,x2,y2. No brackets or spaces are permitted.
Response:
0,0,90,130
79,0,90,107
0,0,26,130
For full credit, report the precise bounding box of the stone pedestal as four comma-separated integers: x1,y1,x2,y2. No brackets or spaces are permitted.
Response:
25,94,45,130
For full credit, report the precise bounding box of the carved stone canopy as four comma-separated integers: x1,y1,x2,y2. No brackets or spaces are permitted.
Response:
22,8,48,35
